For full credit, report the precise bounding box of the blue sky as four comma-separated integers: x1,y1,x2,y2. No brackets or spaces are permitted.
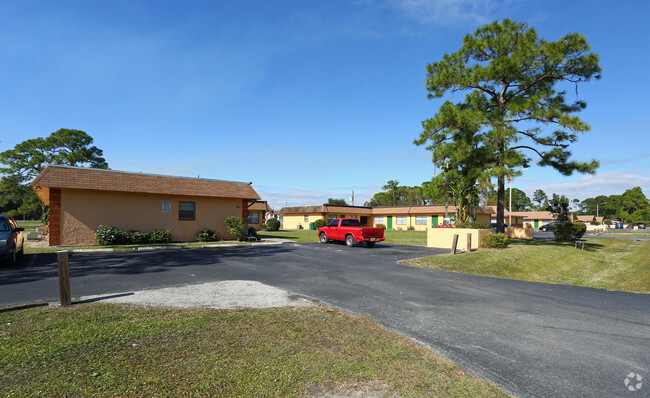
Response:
1,0,649,209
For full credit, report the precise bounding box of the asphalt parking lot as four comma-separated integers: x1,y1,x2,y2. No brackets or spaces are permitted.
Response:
2,242,649,398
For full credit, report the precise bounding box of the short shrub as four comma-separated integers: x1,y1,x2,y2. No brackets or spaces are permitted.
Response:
259,223,268,231
553,222,587,241
150,229,171,244
266,218,281,231
95,225,127,245
197,228,217,242
376,224,386,229
456,220,490,229
127,230,149,244
225,216,247,240
603,219,612,225
313,219,327,229
482,233,509,248
248,226,258,238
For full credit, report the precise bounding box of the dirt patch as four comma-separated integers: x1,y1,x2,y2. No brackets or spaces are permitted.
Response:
303,381,401,397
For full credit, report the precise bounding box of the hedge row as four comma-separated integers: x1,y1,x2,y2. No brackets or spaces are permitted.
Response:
95,225,172,245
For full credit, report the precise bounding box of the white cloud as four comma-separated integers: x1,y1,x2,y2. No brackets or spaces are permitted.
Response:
519,170,650,200
390,0,507,26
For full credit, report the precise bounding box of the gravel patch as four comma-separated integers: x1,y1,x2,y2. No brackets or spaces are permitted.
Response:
77,280,317,309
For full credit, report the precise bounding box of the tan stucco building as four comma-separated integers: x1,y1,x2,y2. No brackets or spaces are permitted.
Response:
30,165,261,245
280,204,498,230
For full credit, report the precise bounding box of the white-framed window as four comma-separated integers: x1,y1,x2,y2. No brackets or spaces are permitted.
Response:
304,215,309,222
349,215,357,219
396,215,407,225
374,216,384,225
327,214,337,223
162,200,172,213
415,215,427,225
248,212,260,224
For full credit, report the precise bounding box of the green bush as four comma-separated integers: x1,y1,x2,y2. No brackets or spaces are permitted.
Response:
455,220,490,229
604,219,612,225
149,229,171,244
482,233,509,248
313,219,327,229
266,218,281,231
225,216,247,240
197,228,217,242
259,223,268,231
95,225,124,245
127,230,149,244
248,226,258,238
375,224,386,229
553,222,587,241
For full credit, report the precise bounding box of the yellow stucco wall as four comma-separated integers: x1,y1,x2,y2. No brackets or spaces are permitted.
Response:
282,213,325,229
505,227,534,239
60,189,244,245
427,228,491,250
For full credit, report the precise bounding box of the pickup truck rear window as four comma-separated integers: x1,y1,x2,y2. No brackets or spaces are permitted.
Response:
341,219,361,227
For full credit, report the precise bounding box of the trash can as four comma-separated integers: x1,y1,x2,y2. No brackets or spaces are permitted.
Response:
309,222,315,230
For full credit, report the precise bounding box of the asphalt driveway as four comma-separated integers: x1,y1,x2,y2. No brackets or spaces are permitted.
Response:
2,242,649,398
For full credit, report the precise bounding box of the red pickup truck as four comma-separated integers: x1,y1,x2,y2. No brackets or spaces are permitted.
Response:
317,218,385,247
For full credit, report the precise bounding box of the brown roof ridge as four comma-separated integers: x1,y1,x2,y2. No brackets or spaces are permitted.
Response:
36,164,253,185
30,165,261,200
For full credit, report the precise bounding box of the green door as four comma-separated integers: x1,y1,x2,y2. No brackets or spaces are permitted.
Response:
387,216,393,230
431,215,439,227
534,219,539,228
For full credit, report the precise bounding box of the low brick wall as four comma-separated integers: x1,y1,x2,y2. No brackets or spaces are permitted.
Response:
427,228,491,251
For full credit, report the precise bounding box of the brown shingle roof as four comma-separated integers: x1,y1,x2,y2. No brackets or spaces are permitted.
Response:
249,201,271,211
31,165,261,202
508,211,555,220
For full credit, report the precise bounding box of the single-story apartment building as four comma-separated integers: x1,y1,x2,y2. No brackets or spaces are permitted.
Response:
500,211,555,228
247,201,272,230
30,165,261,245
280,204,499,231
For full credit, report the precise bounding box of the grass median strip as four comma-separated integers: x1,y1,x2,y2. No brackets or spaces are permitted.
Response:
403,238,650,294
0,304,509,397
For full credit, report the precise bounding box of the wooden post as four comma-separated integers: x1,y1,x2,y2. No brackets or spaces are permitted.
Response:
57,251,71,306
467,233,472,252
451,234,459,255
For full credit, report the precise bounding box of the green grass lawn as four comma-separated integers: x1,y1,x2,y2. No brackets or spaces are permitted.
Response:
258,229,427,245
0,304,509,397
15,220,42,232
403,238,650,294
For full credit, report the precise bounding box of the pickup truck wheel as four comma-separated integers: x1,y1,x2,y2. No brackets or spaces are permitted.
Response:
366,241,375,248
319,232,328,244
345,235,355,247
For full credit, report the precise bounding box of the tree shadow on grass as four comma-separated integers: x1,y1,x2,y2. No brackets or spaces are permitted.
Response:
510,238,605,252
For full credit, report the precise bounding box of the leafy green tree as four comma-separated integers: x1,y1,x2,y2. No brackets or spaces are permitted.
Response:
382,180,400,206
326,198,347,206
365,182,430,207
532,189,548,210
619,187,649,223
546,194,571,221
415,19,601,233
0,129,108,218
488,188,532,211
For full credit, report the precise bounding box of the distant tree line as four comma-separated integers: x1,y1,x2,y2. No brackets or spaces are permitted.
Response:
364,180,649,224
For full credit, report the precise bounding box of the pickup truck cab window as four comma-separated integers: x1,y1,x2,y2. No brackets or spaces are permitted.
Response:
340,219,360,227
